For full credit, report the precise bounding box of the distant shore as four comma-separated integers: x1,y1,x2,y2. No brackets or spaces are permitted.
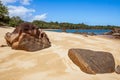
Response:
43,29,111,35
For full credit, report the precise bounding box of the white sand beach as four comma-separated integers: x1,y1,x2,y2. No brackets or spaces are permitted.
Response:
0,27,120,80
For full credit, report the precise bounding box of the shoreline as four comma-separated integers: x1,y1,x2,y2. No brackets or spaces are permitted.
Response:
43,28,111,30
0,27,120,80
44,29,119,40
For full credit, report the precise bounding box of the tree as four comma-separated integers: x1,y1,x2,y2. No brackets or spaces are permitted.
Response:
0,1,9,25
9,16,24,27
0,1,8,21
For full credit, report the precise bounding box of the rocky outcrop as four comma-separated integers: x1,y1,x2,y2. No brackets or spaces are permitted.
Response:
104,31,113,35
115,65,120,74
68,49,115,74
89,32,96,36
104,28,120,38
5,22,51,51
74,32,96,36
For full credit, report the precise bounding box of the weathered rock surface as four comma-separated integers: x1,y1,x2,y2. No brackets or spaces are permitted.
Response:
5,22,51,51
68,49,115,74
115,65,120,74
89,32,96,36
104,31,113,35
104,28,120,39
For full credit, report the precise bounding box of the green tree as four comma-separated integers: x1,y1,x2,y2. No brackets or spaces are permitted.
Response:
0,1,8,20
9,16,23,27
0,1,9,25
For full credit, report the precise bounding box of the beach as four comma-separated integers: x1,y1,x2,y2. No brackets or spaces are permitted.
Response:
0,27,120,80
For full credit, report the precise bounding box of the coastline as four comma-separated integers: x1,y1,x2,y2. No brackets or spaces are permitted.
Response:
43,29,111,35
0,27,120,80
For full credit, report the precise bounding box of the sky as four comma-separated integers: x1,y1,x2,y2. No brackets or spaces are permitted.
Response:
1,0,120,26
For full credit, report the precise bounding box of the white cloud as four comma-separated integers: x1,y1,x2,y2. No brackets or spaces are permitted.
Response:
8,5,35,19
1,0,32,5
1,0,17,4
31,13,47,21
1,0,47,21
20,0,31,5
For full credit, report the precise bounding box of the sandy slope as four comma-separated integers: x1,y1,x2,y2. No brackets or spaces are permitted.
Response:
0,27,120,80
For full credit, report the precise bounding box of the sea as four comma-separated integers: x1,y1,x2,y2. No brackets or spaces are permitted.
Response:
46,29,111,35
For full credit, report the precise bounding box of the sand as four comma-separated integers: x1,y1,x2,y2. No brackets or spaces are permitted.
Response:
0,27,120,80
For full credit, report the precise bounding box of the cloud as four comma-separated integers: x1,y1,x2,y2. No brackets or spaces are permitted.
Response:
8,5,35,19
1,0,32,5
1,0,17,4
31,13,47,21
1,0,47,21
20,0,32,5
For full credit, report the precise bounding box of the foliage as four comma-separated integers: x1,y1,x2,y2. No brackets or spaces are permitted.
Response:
8,16,24,27
32,20,119,29
0,1,8,16
0,1,9,25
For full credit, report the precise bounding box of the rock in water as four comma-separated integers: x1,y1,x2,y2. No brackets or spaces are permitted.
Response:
5,22,51,51
68,49,115,74
115,65,120,74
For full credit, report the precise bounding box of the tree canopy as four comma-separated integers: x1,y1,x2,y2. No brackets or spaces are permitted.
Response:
9,16,24,27
0,1,8,17
0,1,9,25
32,20,119,30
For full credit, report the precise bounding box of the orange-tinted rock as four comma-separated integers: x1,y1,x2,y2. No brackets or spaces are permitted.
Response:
5,22,51,51
68,49,115,74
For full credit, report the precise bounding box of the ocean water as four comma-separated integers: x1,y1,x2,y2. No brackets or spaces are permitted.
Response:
46,29,111,35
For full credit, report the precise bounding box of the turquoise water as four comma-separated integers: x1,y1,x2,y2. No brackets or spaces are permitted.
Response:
46,29,111,35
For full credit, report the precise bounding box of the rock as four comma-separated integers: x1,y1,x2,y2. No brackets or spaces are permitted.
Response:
112,28,120,39
81,32,88,37
112,33,120,39
104,31,113,35
112,33,120,36
115,65,120,74
83,34,88,37
104,28,120,39
89,32,96,36
5,22,51,51
68,49,115,74
113,28,120,33
0,45,8,47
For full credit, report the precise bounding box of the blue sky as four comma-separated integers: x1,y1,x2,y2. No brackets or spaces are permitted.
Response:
1,0,120,26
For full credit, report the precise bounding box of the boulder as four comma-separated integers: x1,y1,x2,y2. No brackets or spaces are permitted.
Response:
115,65,120,74
5,22,51,51
89,32,96,36
68,49,115,74
113,28,120,33
103,31,113,35
112,33,120,39
104,28,120,39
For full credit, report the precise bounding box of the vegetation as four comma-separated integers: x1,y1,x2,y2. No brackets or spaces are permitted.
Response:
9,16,23,27
0,0,9,25
32,20,119,30
0,1,119,29
0,1,23,26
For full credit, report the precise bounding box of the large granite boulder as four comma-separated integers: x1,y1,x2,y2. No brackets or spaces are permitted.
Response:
68,49,115,74
5,22,51,51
